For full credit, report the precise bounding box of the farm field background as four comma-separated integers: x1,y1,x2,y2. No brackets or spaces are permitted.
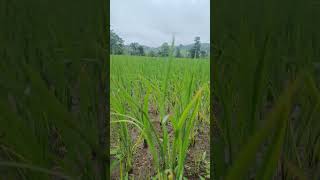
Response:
110,55,210,179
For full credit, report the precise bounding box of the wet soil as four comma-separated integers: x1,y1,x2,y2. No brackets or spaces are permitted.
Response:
111,109,210,179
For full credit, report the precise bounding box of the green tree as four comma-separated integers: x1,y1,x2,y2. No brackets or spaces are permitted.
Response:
148,50,156,57
200,50,207,58
138,45,145,56
110,29,124,55
175,45,182,58
129,42,140,56
190,36,201,59
159,42,170,57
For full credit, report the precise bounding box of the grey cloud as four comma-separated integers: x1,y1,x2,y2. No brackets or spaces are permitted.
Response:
111,0,210,47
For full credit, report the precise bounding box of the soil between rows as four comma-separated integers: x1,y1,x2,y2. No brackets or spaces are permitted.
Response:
111,110,210,179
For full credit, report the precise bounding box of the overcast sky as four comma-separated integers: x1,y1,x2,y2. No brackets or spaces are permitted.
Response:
111,0,210,47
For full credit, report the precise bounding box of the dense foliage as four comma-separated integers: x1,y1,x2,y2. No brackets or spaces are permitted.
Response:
111,29,125,55
110,30,209,58
128,43,145,56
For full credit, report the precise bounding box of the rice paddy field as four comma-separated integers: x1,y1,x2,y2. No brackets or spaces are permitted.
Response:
110,55,210,179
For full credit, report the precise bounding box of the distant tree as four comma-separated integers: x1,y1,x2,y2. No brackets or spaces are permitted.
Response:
159,42,170,57
129,42,140,55
110,29,124,55
149,50,156,57
189,36,201,59
186,51,191,58
175,47,182,58
138,45,145,56
200,50,207,58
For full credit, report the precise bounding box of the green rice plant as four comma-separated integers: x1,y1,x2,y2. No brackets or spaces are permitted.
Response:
112,78,208,179
110,84,134,176
110,47,210,178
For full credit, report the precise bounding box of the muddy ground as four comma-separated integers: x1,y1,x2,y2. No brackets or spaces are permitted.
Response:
111,110,210,179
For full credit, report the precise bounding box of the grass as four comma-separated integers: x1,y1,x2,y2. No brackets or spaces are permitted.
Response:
110,55,210,179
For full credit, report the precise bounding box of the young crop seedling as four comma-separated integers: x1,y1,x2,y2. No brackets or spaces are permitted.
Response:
110,38,210,179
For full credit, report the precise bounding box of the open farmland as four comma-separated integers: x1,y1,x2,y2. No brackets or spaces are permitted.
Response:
110,55,210,179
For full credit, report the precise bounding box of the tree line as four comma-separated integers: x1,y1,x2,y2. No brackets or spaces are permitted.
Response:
110,29,209,58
